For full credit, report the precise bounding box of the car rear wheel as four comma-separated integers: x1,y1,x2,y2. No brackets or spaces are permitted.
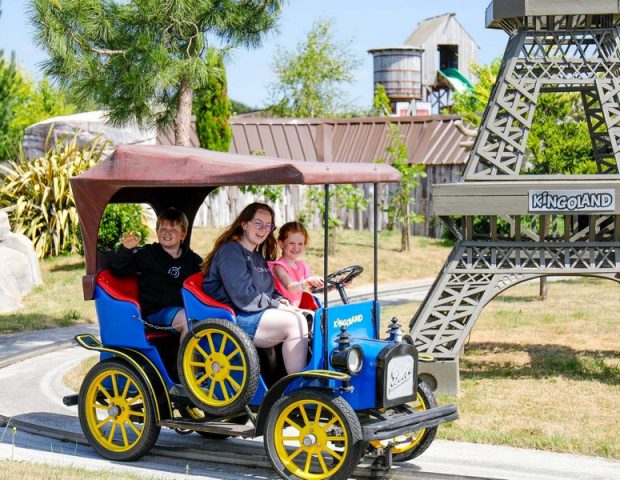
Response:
78,359,160,461
178,318,259,416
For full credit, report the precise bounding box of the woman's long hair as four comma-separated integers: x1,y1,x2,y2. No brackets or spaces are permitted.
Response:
201,202,277,274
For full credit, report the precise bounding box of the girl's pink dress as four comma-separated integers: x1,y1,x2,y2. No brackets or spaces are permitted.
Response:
268,258,310,307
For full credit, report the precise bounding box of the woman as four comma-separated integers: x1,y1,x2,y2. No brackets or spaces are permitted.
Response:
201,202,308,374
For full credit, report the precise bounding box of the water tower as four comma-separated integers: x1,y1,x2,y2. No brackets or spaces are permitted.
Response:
367,46,424,116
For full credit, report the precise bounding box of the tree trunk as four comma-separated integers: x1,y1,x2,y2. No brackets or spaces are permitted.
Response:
328,229,336,256
400,203,410,252
538,277,548,301
175,77,193,146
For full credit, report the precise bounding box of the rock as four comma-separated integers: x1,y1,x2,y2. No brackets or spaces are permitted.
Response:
0,211,43,313
22,110,157,160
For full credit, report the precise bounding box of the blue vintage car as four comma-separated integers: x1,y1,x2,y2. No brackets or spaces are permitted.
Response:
66,145,457,480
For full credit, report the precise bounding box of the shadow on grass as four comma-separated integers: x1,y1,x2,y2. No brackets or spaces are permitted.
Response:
461,341,620,386
492,294,537,304
48,260,84,273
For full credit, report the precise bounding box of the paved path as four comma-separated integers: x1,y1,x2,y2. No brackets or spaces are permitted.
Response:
0,324,99,368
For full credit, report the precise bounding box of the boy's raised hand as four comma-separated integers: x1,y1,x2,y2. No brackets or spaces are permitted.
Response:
121,231,141,250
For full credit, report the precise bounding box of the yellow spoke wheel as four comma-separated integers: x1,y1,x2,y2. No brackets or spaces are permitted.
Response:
78,359,160,461
265,390,364,480
178,318,259,416
369,379,438,462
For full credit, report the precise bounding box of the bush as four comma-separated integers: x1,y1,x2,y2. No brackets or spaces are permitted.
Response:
0,133,109,257
98,204,150,251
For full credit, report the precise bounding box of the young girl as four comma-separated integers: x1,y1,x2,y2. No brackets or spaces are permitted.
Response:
269,222,324,308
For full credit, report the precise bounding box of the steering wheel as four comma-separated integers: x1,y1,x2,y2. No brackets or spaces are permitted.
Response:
311,265,363,303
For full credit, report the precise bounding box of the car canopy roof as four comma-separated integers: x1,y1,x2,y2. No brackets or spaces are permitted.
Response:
71,145,401,297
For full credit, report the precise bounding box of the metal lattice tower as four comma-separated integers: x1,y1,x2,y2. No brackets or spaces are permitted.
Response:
410,1,620,381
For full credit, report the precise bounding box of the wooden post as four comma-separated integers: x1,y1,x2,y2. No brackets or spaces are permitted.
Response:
465,216,473,241
539,214,548,301
490,216,498,241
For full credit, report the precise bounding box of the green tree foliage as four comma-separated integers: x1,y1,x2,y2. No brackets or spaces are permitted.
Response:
98,204,150,252
527,92,596,174
12,77,75,141
269,19,361,118
376,123,425,252
451,59,594,174
30,0,283,146
0,55,75,161
0,134,110,257
194,53,232,152
451,59,501,127
370,83,425,251
231,99,254,115
301,185,368,255
370,83,392,117
270,18,364,249
0,51,20,160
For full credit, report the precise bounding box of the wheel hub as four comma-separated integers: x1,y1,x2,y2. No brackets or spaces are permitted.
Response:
108,405,121,417
303,433,317,447
207,353,230,380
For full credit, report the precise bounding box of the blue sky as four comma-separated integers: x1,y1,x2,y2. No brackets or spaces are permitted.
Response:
0,1,507,110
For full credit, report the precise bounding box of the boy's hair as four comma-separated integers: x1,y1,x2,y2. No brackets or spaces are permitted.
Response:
278,221,309,244
156,207,189,233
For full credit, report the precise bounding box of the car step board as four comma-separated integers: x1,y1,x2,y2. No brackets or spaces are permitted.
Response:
159,418,256,437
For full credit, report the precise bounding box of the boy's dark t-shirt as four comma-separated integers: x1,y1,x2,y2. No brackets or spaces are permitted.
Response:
202,241,280,314
108,243,202,317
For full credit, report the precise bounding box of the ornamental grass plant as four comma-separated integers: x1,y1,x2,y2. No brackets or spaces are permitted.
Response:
0,132,110,258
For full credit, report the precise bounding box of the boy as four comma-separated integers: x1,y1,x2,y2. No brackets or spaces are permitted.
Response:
109,207,202,339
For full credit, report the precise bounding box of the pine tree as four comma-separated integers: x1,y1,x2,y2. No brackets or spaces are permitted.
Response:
193,53,232,152
30,0,282,146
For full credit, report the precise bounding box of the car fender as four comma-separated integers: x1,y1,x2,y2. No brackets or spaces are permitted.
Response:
74,333,173,421
254,369,351,436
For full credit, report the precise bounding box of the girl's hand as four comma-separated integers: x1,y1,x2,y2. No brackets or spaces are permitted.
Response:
121,231,141,250
306,276,324,288
279,298,291,307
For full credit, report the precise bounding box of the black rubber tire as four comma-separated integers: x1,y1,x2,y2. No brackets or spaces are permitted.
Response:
177,318,259,416
78,359,160,461
264,389,365,480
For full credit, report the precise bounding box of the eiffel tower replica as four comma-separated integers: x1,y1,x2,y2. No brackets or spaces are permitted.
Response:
410,0,620,394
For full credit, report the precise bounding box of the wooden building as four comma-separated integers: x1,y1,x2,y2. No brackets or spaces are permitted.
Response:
404,13,479,110
157,115,470,237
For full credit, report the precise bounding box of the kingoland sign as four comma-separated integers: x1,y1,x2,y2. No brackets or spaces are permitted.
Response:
528,189,615,213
